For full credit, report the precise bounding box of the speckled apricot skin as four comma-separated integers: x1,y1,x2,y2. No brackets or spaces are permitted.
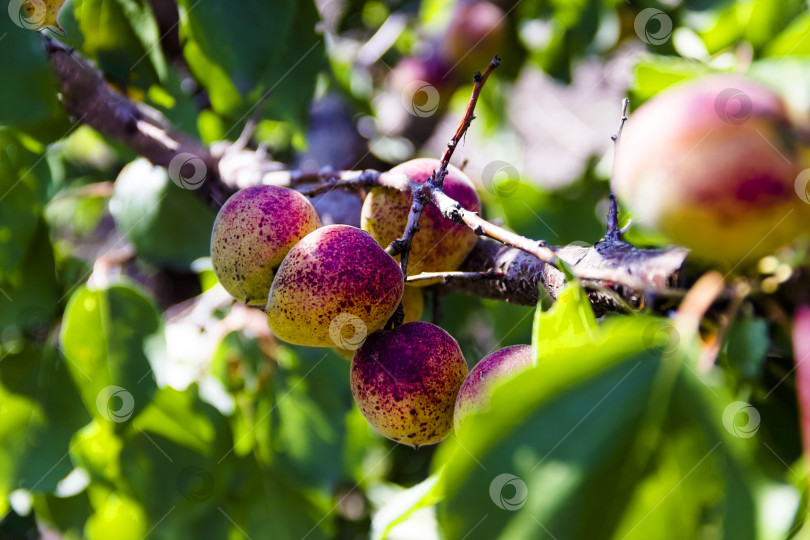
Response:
211,185,321,305
614,76,810,266
454,345,533,430
350,322,468,447
266,225,404,348
361,158,481,284
333,286,423,360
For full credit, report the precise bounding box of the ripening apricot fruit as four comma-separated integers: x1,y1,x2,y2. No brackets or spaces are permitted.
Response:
361,158,481,282
211,185,321,306
454,345,533,429
443,0,505,77
614,75,810,266
351,322,468,447
266,225,404,348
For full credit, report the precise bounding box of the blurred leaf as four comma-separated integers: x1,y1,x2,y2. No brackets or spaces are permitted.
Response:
84,492,148,540
110,158,216,268
532,283,598,360
0,130,52,279
223,456,332,540
178,0,325,131
0,343,90,501
764,12,810,57
427,313,757,540
371,475,441,540
119,387,233,538
33,490,93,539
437,316,661,539
723,316,769,380
630,55,710,105
131,386,220,455
69,0,165,90
0,21,72,141
60,282,161,426
517,0,608,82
269,347,354,491
748,57,810,121
485,177,606,247
744,0,804,53
0,220,59,336
70,421,124,485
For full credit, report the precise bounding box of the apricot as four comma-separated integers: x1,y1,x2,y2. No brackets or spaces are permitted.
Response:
361,158,481,282
350,322,468,447
443,0,505,77
266,225,403,347
614,75,810,266
211,185,320,305
454,345,533,429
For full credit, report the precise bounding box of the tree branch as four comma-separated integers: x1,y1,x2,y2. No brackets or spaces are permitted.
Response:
43,41,689,313
388,56,502,282
43,36,230,204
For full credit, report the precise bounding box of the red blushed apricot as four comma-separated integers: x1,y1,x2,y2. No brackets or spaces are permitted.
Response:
361,158,481,284
442,1,506,77
614,75,810,267
454,345,533,430
350,322,468,447
211,185,321,305
266,225,403,348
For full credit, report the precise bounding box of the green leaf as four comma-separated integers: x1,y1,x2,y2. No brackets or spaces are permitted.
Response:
216,337,356,491
268,347,354,490
0,20,71,142
0,219,59,337
723,316,769,380
630,56,711,105
131,387,220,456
0,130,52,279
68,0,165,90
437,317,661,539
178,0,325,130
748,57,810,120
109,159,216,268
225,456,332,540
84,491,149,540
33,490,93,539
119,387,232,536
425,314,758,540
764,12,810,57
532,283,598,361
0,343,90,501
60,282,161,426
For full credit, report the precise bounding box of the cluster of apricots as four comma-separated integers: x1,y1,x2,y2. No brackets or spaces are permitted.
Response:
211,75,809,447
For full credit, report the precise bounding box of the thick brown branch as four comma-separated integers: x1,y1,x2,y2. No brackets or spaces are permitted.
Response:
43,36,227,203
447,239,689,315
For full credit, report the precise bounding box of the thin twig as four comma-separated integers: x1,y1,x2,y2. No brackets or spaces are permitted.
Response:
389,55,502,280
606,98,629,242
405,270,504,284
430,55,501,191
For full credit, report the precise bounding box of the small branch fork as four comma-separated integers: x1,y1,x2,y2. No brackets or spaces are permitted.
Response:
386,56,504,283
